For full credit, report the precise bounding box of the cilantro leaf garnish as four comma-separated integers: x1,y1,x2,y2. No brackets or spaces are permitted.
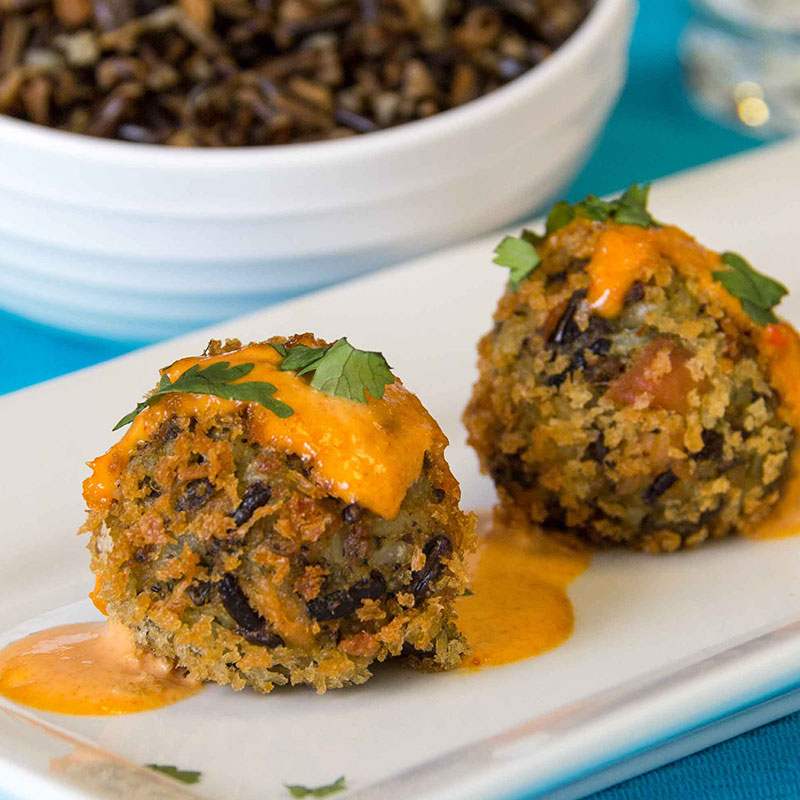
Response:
276,338,394,403
268,342,288,357
493,235,541,290
114,360,293,430
498,184,655,289
274,342,330,375
613,184,656,227
712,251,788,326
546,183,656,234
545,201,577,234
147,764,201,784
285,777,346,798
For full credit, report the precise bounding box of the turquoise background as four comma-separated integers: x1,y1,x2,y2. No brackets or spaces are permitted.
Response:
3,0,799,798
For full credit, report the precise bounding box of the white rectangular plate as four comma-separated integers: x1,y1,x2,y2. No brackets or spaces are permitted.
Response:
3,139,800,800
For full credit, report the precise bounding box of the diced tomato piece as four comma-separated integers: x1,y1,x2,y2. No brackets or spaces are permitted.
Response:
766,324,790,348
606,337,696,413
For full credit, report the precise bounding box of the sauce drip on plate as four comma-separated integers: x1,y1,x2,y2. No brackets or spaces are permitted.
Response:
0,621,201,715
456,514,591,668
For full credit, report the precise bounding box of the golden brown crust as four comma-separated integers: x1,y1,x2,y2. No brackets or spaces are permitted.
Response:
83,336,475,692
465,219,797,551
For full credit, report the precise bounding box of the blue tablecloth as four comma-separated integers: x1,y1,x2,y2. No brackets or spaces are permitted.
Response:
3,1,798,798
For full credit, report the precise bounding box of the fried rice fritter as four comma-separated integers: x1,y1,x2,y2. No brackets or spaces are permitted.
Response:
465,195,800,552
83,334,475,692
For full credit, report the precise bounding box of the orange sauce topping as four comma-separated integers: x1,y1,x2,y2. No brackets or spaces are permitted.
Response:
587,227,659,317
583,223,800,540
0,622,201,715
456,516,590,668
83,342,445,521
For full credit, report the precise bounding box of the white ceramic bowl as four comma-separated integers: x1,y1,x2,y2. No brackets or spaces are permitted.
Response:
0,0,633,341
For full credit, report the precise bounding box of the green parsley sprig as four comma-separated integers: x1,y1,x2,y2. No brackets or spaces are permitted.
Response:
271,338,394,404
147,764,201,784
494,183,789,322
285,776,346,798
494,184,657,292
493,235,541,291
712,251,788,326
114,361,293,430
546,183,657,234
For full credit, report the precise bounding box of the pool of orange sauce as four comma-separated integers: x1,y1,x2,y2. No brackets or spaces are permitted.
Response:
455,514,591,669
456,478,800,673
0,621,201,715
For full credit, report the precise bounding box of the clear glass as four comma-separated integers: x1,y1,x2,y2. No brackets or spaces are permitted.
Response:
681,0,800,136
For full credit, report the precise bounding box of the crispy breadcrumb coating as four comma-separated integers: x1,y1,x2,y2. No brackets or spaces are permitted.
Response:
465,220,796,552
84,335,475,692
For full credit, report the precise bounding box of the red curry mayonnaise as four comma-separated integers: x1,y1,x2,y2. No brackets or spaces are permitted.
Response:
456,513,590,668
0,622,201,715
83,343,447,521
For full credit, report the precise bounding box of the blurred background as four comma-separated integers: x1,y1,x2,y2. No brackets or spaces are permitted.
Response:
0,0,789,395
